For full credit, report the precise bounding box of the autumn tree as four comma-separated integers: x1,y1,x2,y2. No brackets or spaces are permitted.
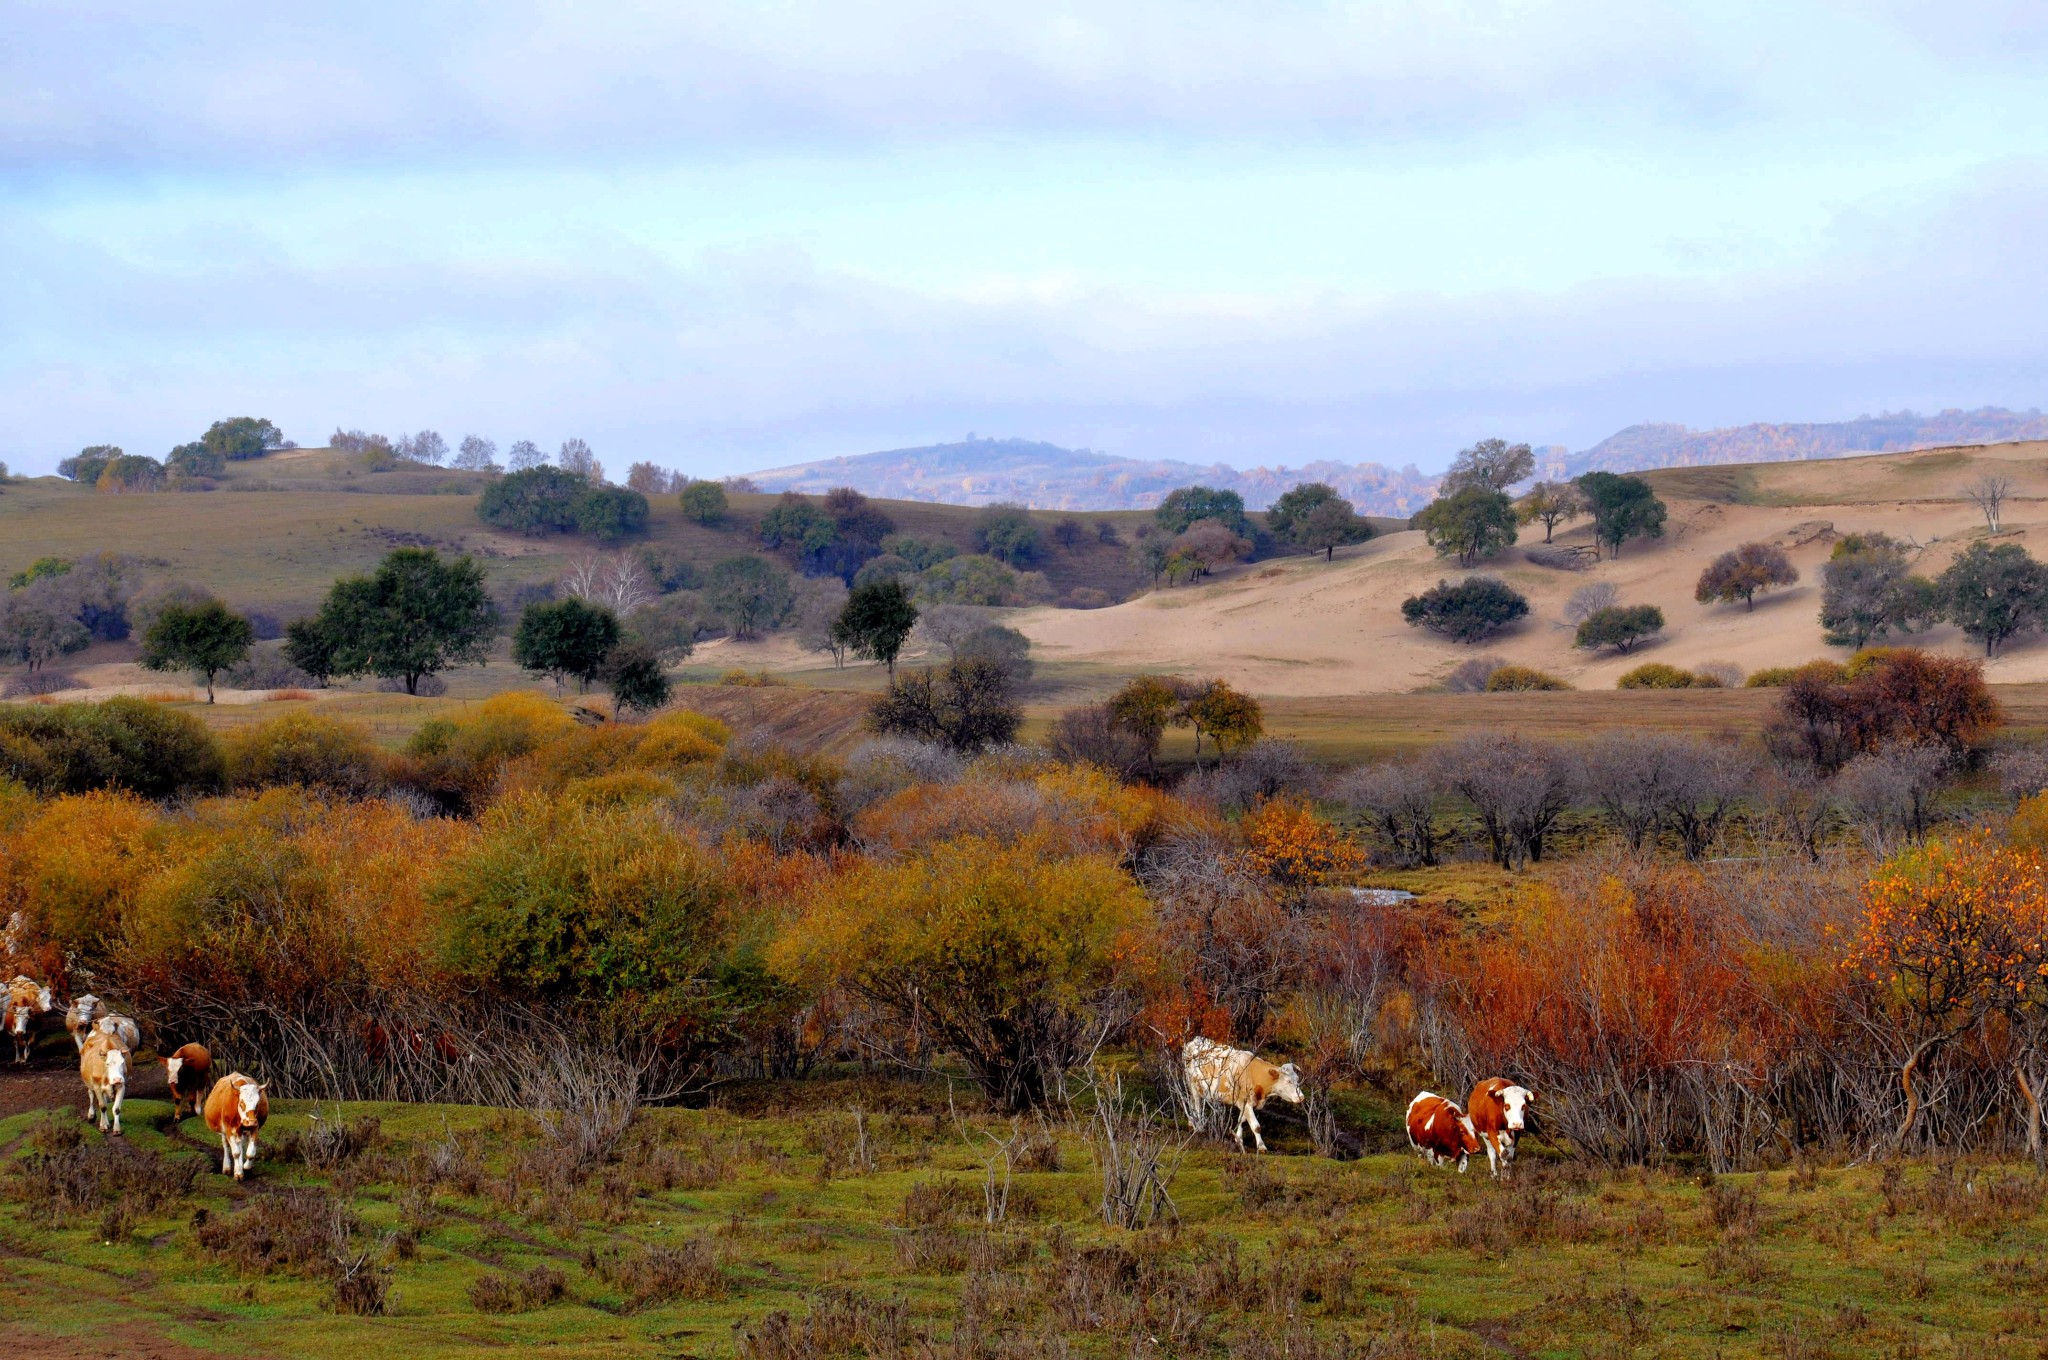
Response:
1181,678,1263,768
1695,542,1798,610
1440,438,1535,495
1515,480,1584,543
1170,518,1252,580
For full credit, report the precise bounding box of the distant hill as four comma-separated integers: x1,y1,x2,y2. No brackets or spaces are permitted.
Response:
1552,407,2048,479
747,438,1442,516
750,409,2048,515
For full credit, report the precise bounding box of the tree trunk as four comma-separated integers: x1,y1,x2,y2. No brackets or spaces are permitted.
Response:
2018,1061,2046,1174
1893,1034,1947,1153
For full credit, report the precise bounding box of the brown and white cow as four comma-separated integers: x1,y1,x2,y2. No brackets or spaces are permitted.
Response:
5,976,53,1064
95,1012,141,1052
203,1072,269,1181
79,1030,130,1135
1467,1078,1538,1178
1406,1091,1483,1173
165,1043,214,1122
1182,1036,1305,1153
65,994,105,1053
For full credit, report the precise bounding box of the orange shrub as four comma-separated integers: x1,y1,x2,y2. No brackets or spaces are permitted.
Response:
1241,797,1364,888
3,791,167,963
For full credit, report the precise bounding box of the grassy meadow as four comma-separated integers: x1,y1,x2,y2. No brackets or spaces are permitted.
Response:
6,1075,2048,1360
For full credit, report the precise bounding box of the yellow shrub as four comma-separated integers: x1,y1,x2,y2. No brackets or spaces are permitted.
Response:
1617,663,1698,690
2012,793,2048,855
633,711,730,772
4,792,166,962
1484,665,1570,692
560,771,681,810
223,710,385,794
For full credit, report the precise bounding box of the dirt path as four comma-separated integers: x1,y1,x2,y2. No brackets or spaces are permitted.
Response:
0,1038,168,1118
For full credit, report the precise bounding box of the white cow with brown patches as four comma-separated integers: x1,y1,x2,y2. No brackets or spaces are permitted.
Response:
95,1012,141,1052
5,976,53,1064
80,1030,130,1135
65,994,105,1053
1181,1036,1305,1153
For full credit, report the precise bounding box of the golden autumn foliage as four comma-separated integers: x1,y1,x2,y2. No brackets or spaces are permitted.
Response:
222,709,387,795
2,791,167,963
771,837,1153,1110
1241,796,1364,888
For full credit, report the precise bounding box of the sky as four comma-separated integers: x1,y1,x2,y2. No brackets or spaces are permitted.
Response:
4,1,2048,477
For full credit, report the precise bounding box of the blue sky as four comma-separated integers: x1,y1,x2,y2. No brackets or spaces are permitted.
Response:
4,1,2047,476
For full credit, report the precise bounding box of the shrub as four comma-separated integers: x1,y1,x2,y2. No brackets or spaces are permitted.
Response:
772,837,1153,1111
434,792,742,1032
1485,665,1569,692
477,466,588,535
1574,603,1664,654
0,697,223,798
572,485,650,541
223,711,386,796
1444,655,1506,692
2,671,84,698
1401,577,1530,644
1746,661,1841,688
1616,663,1697,690
1065,587,1112,609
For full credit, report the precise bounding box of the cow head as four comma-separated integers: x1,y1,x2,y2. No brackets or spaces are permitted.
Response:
32,984,52,1013
1500,1085,1535,1132
235,1081,267,1129
165,1053,184,1088
1271,1062,1305,1105
103,1045,128,1088
5,1003,26,1039
68,994,99,1026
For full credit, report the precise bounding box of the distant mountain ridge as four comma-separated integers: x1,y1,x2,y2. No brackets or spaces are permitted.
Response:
748,407,2048,515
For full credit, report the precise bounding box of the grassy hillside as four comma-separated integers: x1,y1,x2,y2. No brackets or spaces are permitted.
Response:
0,448,1158,619
4,1077,2045,1360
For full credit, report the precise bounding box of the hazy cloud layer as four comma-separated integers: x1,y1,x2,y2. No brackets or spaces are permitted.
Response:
4,2,2046,474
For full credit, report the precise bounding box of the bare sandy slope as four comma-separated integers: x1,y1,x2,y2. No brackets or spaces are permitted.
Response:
1014,441,2048,696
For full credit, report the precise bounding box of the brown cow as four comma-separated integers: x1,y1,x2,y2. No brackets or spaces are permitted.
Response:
165,1043,214,1122
1467,1078,1538,1178
1406,1091,1482,1173
79,1030,130,1135
203,1072,269,1181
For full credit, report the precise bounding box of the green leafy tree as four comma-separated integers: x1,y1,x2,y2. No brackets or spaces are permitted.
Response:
1574,472,1667,558
679,480,729,525
572,485,650,541
306,548,500,695
705,556,794,638
201,417,286,461
1574,603,1666,654
139,597,253,702
1515,481,1584,543
1266,482,1338,536
1401,576,1530,644
972,503,1044,567
513,597,623,693
1156,485,1251,537
1939,541,2048,657
1414,487,1517,566
58,446,121,484
477,466,588,535
1696,542,1799,610
1441,438,1535,495
282,616,339,687
833,578,919,679
1295,496,1372,560
758,492,837,559
1106,674,1182,771
603,640,672,716
96,454,165,493
165,442,225,480
1821,532,1935,649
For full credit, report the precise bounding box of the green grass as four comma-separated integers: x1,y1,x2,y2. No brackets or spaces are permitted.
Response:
0,451,1157,618
6,1075,2047,1360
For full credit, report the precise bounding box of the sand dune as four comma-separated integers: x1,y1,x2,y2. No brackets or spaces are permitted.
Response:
1014,441,2048,696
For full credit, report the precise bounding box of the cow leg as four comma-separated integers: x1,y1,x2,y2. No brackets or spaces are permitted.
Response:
107,1085,122,1136
1483,1135,1500,1178
1230,1104,1248,1151
1456,1151,1469,1174
1244,1104,1267,1154
220,1133,234,1176
84,1086,97,1124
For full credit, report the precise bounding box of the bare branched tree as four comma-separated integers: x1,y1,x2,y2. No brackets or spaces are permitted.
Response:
1962,471,2015,533
1836,740,1953,855
1331,762,1450,867
561,553,655,615
1435,732,1579,869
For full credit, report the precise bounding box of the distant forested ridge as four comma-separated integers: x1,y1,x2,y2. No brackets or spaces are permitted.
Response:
747,408,2048,516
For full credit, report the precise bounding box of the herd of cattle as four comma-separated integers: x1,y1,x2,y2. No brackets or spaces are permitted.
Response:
7,975,1530,1181
1180,1037,1537,1176
5,974,270,1180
